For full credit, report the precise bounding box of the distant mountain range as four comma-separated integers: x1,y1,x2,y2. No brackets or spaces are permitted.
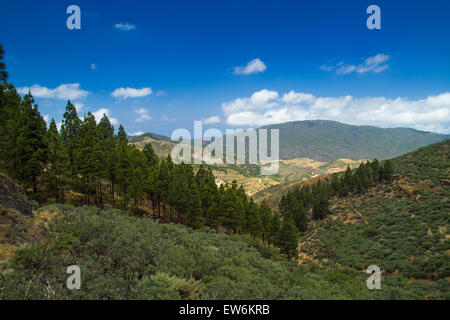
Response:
260,120,449,162
129,120,449,163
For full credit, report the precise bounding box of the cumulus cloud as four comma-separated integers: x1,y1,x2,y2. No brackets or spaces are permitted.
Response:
114,23,136,31
282,91,315,104
92,108,119,125
321,53,390,75
129,131,144,136
91,63,97,70
134,108,152,122
111,87,152,99
203,116,220,125
222,89,279,114
17,83,88,100
233,58,267,75
221,90,450,134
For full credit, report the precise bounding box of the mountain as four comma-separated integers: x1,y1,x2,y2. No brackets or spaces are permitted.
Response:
129,120,448,163
128,121,448,195
260,120,449,162
128,133,176,158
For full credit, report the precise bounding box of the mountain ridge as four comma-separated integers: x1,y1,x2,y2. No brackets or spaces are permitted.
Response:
130,120,449,163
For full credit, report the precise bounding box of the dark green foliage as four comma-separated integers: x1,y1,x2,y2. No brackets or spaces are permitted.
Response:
0,44,8,82
281,159,395,226
245,199,263,239
1,205,421,300
42,119,70,203
14,94,49,195
277,215,298,259
312,194,329,220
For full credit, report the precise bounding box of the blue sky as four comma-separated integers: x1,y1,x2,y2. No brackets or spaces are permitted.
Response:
1,0,449,135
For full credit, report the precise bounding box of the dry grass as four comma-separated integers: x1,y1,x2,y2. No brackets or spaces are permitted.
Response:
0,206,59,264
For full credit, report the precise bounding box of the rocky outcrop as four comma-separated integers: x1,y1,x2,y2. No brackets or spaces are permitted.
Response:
0,172,32,216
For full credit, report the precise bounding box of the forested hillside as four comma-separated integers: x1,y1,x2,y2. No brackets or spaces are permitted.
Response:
261,120,448,162
266,140,449,299
0,44,298,258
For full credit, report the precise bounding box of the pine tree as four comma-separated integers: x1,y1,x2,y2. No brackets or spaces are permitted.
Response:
0,44,8,82
143,143,159,167
330,173,341,195
128,146,147,207
205,192,221,231
342,165,354,194
98,114,118,205
155,157,172,221
0,83,21,174
371,158,381,181
381,159,394,181
14,93,49,195
75,112,103,205
42,119,70,202
196,166,220,226
186,165,203,229
117,125,128,146
219,184,242,234
294,204,308,232
277,215,298,259
60,101,81,188
246,199,263,239
259,201,272,243
269,213,281,245
167,164,188,223
312,193,329,220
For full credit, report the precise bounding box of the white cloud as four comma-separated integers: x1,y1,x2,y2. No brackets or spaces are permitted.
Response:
92,108,119,125
129,131,144,136
111,87,152,99
222,89,279,114
162,114,176,122
155,90,166,96
221,90,450,134
17,83,88,100
282,91,315,104
321,53,390,75
74,103,84,112
134,108,152,122
203,116,220,125
91,64,97,70
114,23,136,31
233,58,267,75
